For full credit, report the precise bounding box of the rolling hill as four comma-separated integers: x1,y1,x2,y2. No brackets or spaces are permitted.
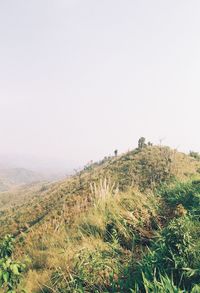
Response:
0,144,200,292
0,167,44,192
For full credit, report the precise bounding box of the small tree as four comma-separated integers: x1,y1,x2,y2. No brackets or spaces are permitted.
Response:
147,141,153,146
114,149,118,157
0,235,25,292
138,137,146,149
189,151,200,161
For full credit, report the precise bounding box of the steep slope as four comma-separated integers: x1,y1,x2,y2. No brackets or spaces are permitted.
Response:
0,146,199,237
0,145,199,292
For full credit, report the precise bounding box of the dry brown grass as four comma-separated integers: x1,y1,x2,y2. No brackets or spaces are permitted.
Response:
0,145,199,292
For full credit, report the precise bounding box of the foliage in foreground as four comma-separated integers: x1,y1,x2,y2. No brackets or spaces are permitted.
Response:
1,146,199,292
18,180,200,292
0,235,25,293
130,181,200,293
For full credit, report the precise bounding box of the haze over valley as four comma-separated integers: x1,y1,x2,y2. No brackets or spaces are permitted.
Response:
0,1,200,292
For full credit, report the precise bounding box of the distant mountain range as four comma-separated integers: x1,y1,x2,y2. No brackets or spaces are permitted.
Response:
0,167,44,191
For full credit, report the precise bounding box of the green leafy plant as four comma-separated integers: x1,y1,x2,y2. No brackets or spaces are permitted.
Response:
0,235,25,293
159,181,200,216
133,215,200,291
132,273,186,293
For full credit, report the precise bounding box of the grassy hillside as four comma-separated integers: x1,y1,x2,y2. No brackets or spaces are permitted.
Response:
0,145,200,292
0,168,44,192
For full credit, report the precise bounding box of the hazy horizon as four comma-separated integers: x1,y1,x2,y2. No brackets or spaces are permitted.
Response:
0,0,199,172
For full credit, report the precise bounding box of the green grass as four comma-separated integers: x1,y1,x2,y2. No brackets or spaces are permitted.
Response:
0,145,199,292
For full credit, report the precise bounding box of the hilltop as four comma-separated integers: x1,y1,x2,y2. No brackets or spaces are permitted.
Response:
0,145,199,235
0,143,200,292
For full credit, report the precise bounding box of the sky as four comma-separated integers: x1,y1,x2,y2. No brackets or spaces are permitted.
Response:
0,0,199,171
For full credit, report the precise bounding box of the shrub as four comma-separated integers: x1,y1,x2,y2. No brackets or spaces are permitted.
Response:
134,216,199,291
159,181,200,216
0,235,25,292
189,151,200,161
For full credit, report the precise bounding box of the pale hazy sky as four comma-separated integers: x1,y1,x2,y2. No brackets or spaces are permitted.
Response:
0,0,199,170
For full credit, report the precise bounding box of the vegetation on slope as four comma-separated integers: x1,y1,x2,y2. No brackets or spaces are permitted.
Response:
0,143,200,292
0,235,25,292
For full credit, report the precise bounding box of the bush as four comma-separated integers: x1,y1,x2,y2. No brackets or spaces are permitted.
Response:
159,181,200,216
0,235,25,292
189,151,200,161
134,216,200,291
